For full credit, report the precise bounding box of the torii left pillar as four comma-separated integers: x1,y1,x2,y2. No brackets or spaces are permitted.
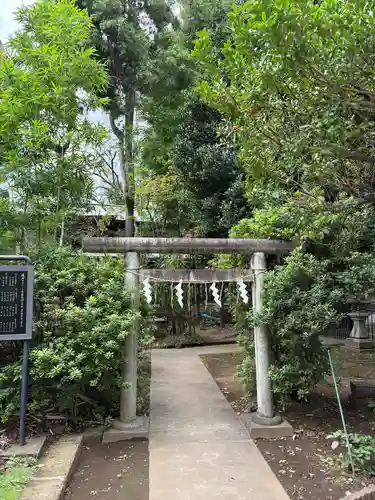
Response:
103,251,149,443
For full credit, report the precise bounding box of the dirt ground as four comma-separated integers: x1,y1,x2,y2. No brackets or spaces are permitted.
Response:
197,325,237,343
201,347,375,500
154,325,237,348
64,440,148,500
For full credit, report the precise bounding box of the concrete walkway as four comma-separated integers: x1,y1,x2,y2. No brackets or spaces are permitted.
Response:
149,345,290,500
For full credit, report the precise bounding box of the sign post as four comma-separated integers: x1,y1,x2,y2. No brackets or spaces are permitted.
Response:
0,256,33,445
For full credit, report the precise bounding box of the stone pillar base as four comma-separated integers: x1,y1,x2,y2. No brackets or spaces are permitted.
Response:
252,412,282,426
102,416,149,443
240,413,293,439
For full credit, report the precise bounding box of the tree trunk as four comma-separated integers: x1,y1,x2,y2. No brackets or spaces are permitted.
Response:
110,88,136,238
124,88,136,237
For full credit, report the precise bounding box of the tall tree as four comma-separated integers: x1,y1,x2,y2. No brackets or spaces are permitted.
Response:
193,0,375,211
77,0,176,237
0,0,108,248
171,98,247,237
193,0,375,405
139,0,248,237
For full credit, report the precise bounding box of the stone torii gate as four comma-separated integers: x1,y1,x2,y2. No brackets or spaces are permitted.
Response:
83,236,296,438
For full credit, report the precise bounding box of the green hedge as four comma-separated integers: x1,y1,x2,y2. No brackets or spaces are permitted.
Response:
0,245,151,424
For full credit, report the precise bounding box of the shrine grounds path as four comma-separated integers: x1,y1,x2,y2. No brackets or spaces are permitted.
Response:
149,345,290,500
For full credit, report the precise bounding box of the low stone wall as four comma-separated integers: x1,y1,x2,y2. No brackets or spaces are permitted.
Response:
342,486,375,500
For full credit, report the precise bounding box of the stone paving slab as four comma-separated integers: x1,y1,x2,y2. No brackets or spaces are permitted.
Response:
151,440,288,500
151,417,250,444
149,346,290,500
0,435,47,458
20,435,83,500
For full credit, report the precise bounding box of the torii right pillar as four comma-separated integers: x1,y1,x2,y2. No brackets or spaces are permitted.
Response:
248,252,293,438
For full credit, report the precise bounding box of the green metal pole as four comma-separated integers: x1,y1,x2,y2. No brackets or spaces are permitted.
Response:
327,349,355,474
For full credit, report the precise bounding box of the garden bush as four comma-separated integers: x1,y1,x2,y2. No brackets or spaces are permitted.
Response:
237,246,375,409
327,430,375,475
229,297,256,394
252,250,340,407
225,196,375,408
0,245,152,424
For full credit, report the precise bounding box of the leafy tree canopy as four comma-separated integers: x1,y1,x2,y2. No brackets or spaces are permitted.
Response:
77,0,178,235
193,0,375,211
193,0,375,404
138,0,249,237
0,0,108,246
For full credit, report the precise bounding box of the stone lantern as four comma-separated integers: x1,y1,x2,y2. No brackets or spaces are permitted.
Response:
345,299,375,350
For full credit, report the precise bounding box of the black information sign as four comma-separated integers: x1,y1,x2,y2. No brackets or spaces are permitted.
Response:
0,265,33,340
0,257,34,446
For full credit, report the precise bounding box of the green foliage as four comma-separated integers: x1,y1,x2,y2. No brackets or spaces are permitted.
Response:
78,0,177,235
141,98,247,237
334,253,375,301
0,195,18,250
252,250,338,406
228,292,256,393
182,0,232,47
0,246,149,423
78,0,175,114
235,235,375,406
193,0,375,405
193,0,375,229
232,195,375,258
193,0,375,202
236,346,255,395
231,197,329,241
172,100,248,236
0,457,37,500
139,0,248,238
0,0,108,246
327,431,375,475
